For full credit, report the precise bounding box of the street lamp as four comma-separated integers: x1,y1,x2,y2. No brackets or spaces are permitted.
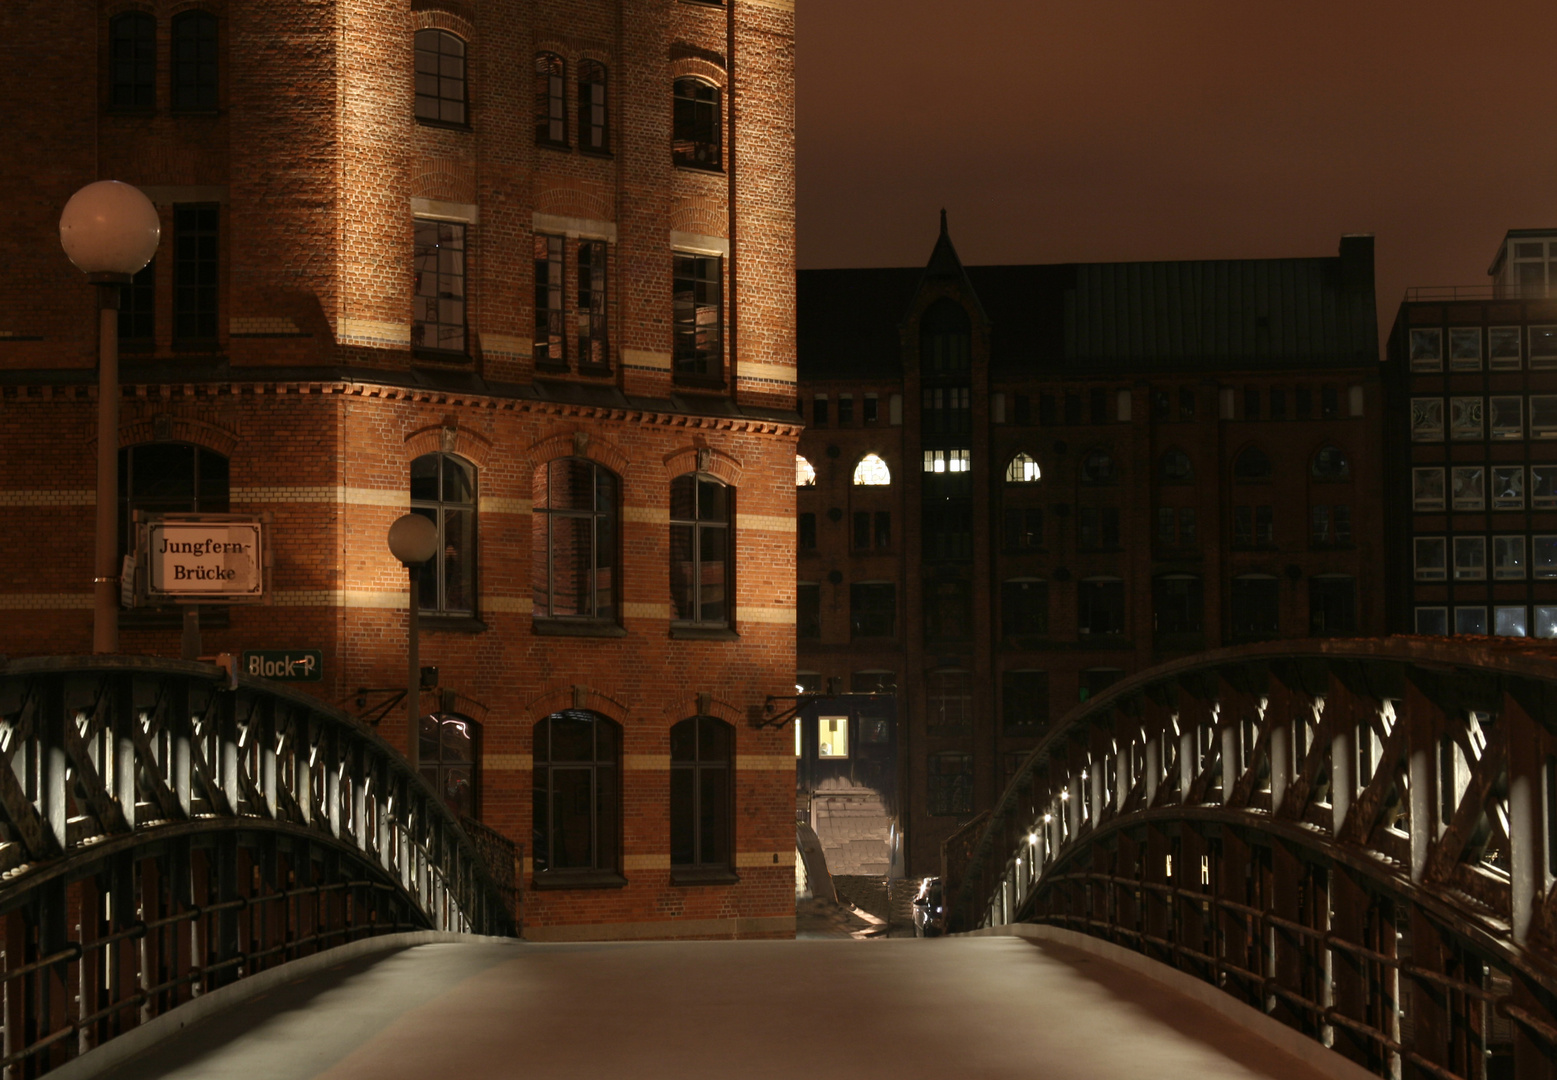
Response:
59,181,161,655
387,513,439,772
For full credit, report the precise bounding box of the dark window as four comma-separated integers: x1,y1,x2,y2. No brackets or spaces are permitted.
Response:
1078,506,1120,550
1310,576,1356,635
852,511,869,550
1321,385,1339,419
1311,505,1352,549
1156,506,1198,549
413,218,466,353
1233,505,1275,549
118,443,229,559
532,458,618,621
923,504,972,561
119,260,155,347
1230,576,1279,639
577,239,608,368
173,204,219,343
1002,670,1049,736
927,752,974,816
1003,508,1043,550
924,579,971,641
671,474,731,626
1080,450,1116,484
1064,393,1083,425
812,396,829,425
578,59,608,152
1152,390,1171,421
874,511,891,549
850,582,896,638
1159,449,1193,484
1089,389,1108,424
535,52,566,144
1296,387,1313,419
670,717,733,871
419,714,479,818
532,711,619,874
851,670,896,694
1244,388,1260,420
1270,388,1288,419
863,395,879,424
922,385,971,435
672,78,721,169
170,11,218,112
1001,579,1048,637
1038,393,1056,426
926,670,972,731
798,512,816,552
1179,387,1196,420
533,234,565,365
837,395,854,424
920,299,971,374
797,583,821,639
410,452,476,615
1013,394,1030,425
110,12,156,110
1080,668,1122,702
1233,446,1273,481
672,253,722,378
1311,446,1350,481
1153,575,1203,634
1078,578,1125,637
415,30,467,125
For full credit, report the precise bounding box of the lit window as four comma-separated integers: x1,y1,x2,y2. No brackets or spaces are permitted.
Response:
854,453,892,485
818,716,849,758
1535,606,1557,638
1005,453,1040,483
795,455,816,487
920,449,968,475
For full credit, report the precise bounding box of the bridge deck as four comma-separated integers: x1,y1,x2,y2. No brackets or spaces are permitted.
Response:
93,937,1351,1080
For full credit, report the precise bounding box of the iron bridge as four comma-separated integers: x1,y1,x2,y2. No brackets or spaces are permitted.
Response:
0,656,515,1078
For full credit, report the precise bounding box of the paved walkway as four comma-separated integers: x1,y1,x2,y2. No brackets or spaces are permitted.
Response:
105,937,1348,1080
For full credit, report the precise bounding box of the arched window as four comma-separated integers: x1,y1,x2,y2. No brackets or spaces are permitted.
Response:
1310,445,1351,481
535,52,565,144
532,458,618,621
670,716,733,875
532,711,619,875
110,12,156,110
795,455,817,487
171,10,218,112
1080,450,1116,484
418,713,479,817
1234,446,1273,481
118,442,230,558
672,78,721,169
1005,453,1040,483
411,452,476,615
670,473,732,627
1158,449,1194,484
416,30,467,124
920,299,970,374
853,453,891,486
578,59,608,152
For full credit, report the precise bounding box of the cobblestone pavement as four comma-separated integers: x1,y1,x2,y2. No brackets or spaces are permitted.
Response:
831,875,924,938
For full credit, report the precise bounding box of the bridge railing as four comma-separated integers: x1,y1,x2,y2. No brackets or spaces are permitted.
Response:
0,656,515,1078
945,638,1557,1080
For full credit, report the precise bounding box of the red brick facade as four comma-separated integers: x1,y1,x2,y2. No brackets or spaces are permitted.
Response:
0,0,797,940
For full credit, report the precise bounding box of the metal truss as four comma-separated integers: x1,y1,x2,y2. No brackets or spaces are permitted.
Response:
946,638,1557,1080
0,656,515,1078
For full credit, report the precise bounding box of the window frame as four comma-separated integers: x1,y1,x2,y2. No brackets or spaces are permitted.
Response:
1414,537,1447,581
671,77,721,170
410,452,478,618
1409,328,1443,372
533,457,620,627
670,716,736,881
413,217,468,356
1448,327,1482,370
172,203,219,346
672,251,723,382
170,10,219,113
849,581,896,639
415,29,468,127
1001,669,1050,737
531,710,623,885
1411,398,1445,442
109,11,157,111
535,51,567,145
670,472,734,630
578,59,609,154
1412,467,1445,511
533,232,566,366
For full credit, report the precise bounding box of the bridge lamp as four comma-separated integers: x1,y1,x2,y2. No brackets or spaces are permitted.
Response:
1027,831,1038,846
60,181,161,655
388,513,439,773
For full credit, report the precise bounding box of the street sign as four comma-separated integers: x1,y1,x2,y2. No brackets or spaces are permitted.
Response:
241,650,322,682
141,518,264,602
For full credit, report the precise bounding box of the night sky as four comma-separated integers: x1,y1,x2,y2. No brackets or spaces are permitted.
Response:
796,0,1557,334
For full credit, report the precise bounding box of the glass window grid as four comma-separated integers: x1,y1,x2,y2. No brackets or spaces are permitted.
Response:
531,711,619,874
671,78,721,169
669,716,733,870
849,582,896,638
1531,396,1557,437
1005,453,1041,483
854,453,892,485
1414,537,1447,580
119,260,155,346
1412,467,1445,511
533,458,618,620
1451,466,1484,511
1531,326,1557,368
1490,396,1524,439
1415,607,1448,635
413,218,466,353
110,12,156,110
173,204,219,343
1453,535,1487,580
1454,606,1487,636
578,60,608,152
1001,578,1049,637
171,11,218,112
1534,535,1557,579
1411,398,1444,442
577,239,608,367
670,473,732,626
415,29,467,125
922,449,971,474
1533,467,1557,508
672,253,722,378
1492,466,1525,509
1494,535,1526,579
1001,670,1050,735
410,452,476,615
1535,605,1557,638
795,456,816,487
1409,328,1442,371
1448,327,1482,370
1495,605,1529,637
1450,397,1484,440
535,53,566,144
1489,326,1522,369
533,234,565,365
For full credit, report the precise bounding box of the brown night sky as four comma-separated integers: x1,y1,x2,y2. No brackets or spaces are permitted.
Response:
795,0,1557,337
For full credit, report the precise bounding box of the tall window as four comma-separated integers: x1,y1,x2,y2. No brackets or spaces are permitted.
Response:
927,753,973,816
924,579,971,641
672,253,722,378
1153,574,1203,635
671,717,733,874
118,443,230,558
173,204,219,344
672,78,721,169
120,260,155,348
418,714,479,817
533,458,618,621
1230,575,1279,640
535,52,566,144
670,473,732,627
415,30,467,125
410,453,476,615
413,218,466,353
925,670,972,731
170,11,218,111
850,582,896,638
577,240,608,367
1002,670,1050,736
532,711,619,875
578,60,608,152
797,582,820,639
1310,576,1356,635
920,300,970,374
110,12,156,110
533,234,565,364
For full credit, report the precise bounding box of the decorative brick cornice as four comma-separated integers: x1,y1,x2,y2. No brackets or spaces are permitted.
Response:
405,419,493,467
528,427,630,475
662,443,742,485
413,6,475,41
668,57,727,88
525,683,630,722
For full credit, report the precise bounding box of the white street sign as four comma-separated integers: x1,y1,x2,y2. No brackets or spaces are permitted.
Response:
145,520,264,601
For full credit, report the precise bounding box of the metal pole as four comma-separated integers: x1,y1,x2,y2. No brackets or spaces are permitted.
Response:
407,564,420,774
93,281,121,654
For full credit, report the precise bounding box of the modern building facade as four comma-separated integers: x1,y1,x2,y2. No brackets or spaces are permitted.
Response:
796,220,1385,874
0,0,797,940
1385,229,1557,640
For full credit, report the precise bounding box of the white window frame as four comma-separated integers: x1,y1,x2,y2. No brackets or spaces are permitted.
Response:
1451,466,1484,511
1411,398,1444,442
1453,535,1486,580
1535,605,1557,639
1412,467,1445,511
1413,536,1447,581
1491,465,1524,509
1409,328,1442,372
1448,327,1482,370
1494,534,1527,579
1533,466,1557,508
1494,605,1528,638
1489,396,1523,440
1450,396,1484,440
1489,326,1522,370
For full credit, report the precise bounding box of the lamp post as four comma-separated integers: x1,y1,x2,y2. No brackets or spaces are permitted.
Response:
59,181,161,655
387,513,439,772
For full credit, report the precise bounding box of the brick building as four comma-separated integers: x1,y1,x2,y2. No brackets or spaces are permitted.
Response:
796,219,1385,874
1385,229,1557,640
0,0,797,940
